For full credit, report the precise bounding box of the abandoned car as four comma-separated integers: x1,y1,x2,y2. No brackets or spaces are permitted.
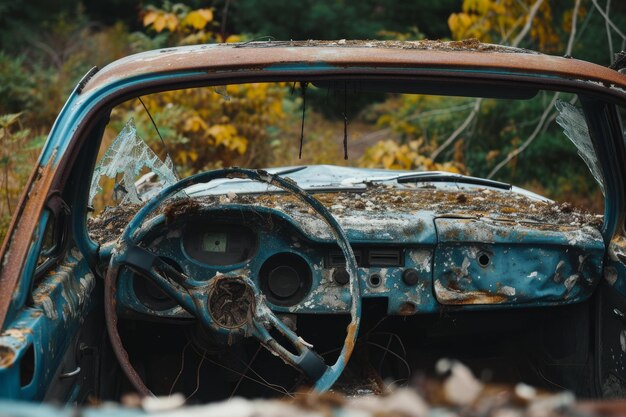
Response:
1,40,626,411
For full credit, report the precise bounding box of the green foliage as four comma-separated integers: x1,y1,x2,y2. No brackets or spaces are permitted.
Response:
228,0,459,41
0,112,42,242
0,53,37,114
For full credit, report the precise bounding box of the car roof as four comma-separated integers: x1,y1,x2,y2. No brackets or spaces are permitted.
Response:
82,40,626,96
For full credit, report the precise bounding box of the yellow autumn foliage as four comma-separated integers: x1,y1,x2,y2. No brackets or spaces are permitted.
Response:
114,5,287,175
181,9,214,30
448,0,560,51
143,10,179,33
118,81,286,176
359,139,464,173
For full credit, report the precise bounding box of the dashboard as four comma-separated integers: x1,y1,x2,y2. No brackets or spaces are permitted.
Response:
115,204,606,320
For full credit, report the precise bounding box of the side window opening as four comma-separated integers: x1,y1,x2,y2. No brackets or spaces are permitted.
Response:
36,214,58,268
30,196,70,291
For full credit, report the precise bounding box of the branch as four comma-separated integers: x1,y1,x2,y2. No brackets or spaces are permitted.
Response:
566,0,581,55
357,103,476,148
605,0,614,63
511,0,545,47
487,93,560,179
590,0,626,42
221,0,232,42
430,98,481,161
487,0,583,179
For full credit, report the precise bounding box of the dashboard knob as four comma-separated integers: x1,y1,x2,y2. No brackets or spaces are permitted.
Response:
402,269,419,286
333,267,350,285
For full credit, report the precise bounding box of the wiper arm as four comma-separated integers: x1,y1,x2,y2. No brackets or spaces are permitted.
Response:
272,166,307,176
395,172,511,190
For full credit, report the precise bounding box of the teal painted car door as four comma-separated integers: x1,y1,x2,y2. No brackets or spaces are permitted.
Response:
0,196,98,402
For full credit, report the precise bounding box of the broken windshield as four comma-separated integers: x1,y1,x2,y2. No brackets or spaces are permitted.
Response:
89,118,178,206
88,84,604,236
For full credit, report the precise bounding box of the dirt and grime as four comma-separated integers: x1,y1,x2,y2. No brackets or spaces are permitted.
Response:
88,185,603,245
227,38,537,54
88,203,143,243
115,359,611,417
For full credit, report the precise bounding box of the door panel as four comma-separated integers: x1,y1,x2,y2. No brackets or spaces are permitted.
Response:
0,201,97,401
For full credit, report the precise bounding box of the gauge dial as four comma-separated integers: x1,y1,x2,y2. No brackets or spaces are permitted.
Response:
184,223,257,266
202,232,228,252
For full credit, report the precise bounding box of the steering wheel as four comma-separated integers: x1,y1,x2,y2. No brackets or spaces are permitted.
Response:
104,168,361,396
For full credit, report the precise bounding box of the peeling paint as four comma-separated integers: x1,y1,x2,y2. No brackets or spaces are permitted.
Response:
498,286,516,297
564,274,579,293
434,281,508,305
605,266,618,286
0,346,15,368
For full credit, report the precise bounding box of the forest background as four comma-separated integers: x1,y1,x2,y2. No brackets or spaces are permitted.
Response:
0,0,625,240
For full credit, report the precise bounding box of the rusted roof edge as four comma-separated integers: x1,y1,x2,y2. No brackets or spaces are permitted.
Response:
83,42,626,95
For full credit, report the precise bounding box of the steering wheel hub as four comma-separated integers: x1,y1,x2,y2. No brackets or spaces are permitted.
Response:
208,277,255,329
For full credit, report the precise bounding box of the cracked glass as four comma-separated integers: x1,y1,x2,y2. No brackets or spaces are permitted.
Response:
555,99,605,196
88,118,178,206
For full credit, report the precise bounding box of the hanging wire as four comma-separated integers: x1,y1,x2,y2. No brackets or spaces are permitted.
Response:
187,342,292,397
169,341,190,395
137,96,181,179
229,346,262,398
343,82,349,160
185,349,206,401
299,82,308,159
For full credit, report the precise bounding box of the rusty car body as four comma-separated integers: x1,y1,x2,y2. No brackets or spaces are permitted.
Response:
1,40,626,411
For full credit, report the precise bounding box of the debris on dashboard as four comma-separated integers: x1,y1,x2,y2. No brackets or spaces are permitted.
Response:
88,203,143,243
88,118,178,206
88,183,603,245
556,100,605,196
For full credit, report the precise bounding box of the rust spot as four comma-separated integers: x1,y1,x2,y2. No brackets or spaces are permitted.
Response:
0,346,16,367
399,302,417,315
443,227,462,241
82,41,626,97
344,322,358,357
435,281,508,305
0,151,58,328
1,328,31,343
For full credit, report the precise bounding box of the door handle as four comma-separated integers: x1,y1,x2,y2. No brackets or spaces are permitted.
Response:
59,366,81,379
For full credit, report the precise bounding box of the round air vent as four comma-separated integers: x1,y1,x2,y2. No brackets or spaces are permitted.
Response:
260,253,312,306
132,258,181,311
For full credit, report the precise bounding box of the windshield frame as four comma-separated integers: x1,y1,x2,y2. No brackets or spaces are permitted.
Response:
25,51,626,270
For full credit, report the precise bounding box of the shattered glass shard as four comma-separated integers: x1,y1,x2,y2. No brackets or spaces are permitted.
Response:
555,100,605,196
213,85,231,101
88,118,179,205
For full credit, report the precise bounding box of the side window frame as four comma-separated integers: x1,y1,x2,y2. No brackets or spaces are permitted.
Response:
27,194,70,300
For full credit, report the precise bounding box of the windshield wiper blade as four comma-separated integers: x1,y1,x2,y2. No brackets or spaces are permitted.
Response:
272,166,307,176
395,172,511,190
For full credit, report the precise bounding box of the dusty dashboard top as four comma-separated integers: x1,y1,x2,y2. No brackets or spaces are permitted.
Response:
89,181,602,245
